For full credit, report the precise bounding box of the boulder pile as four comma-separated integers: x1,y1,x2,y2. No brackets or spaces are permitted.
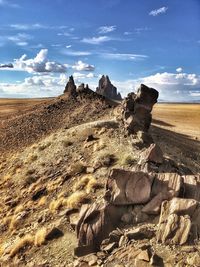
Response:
73,84,200,266
121,84,158,135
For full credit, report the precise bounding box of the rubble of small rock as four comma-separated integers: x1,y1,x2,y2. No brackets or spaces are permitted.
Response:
73,84,200,267
96,75,122,100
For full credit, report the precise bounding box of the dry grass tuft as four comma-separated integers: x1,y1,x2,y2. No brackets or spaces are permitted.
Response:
34,228,47,246
66,191,88,208
10,234,34,257
14,204,23,214
70,162,85,175
49,198,64,212
86,178,99,193
94,152,116,168
37,196,47,206
38,142,51,151
120,154,137,166
73,175,99,193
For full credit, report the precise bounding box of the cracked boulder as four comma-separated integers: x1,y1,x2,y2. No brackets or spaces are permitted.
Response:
157,197,199,245
105,169,153,205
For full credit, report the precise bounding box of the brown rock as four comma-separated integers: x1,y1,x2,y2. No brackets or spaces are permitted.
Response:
137,249,150,262
63,75,76,95
121,84,158,135
139,143,163,164
142,192,169,215
102,242,117,253
96,75,122,100
157,198,198,245
105,169,153,205
152,173,182,198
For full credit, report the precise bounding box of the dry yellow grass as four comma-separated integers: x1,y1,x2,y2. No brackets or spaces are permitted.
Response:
34,228,47,246
73,175,99,194
66,191,88,208
10,234,34,257
37,196,47,206
14,204,24,214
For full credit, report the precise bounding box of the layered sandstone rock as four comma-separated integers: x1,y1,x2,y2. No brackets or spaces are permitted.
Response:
96,75,122,100
121,84,159,135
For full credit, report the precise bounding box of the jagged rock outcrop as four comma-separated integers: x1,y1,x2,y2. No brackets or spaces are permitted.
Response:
63,75,76,95
76,83,90,93
121,84,159,135
96,75,122,100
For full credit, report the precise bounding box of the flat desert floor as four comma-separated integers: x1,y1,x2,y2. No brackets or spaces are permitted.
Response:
152,103,200,140
0,98,51,120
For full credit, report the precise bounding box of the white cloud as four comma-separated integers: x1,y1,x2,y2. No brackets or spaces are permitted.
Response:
81,36,113,45
98,25,116,34
176,67,183,73
73,72,95,81
114,72,200,101
7,33,32,46
10,23,46,30
72,60,95,71
100,53,148,61
66,45,72,48
13,49,67,73
62,49,92,56
149,6,168,16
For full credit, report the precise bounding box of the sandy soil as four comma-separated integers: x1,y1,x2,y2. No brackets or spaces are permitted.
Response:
153,103,200,140
0,98,52,120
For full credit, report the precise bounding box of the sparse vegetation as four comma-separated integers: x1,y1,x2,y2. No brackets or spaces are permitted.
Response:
94,152,116,168
38,142,51,151
34,228,47,246
10,234,34,257
70,161,85,175
121,154,137,166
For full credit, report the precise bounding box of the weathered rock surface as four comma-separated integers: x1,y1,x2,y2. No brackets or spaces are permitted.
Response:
64,75,76,95
121,84,158,135
139,143,164,164
157,198,198,245
75,200,126,256
105,169,153,205
96,75,122,100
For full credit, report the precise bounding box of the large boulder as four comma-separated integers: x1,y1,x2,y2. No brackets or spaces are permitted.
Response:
96,75,122,100
157,197,199,245
105,169,153,205
75,200,126,256
121,84,159,135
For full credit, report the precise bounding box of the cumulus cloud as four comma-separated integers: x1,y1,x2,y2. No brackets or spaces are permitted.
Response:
72,60,95,71
73,72,95,80
114,72,200,101
100,53,148,61
149,6,168,16
98,25,116,34
13,49,67,73
81,36,113,45
176,67,183,73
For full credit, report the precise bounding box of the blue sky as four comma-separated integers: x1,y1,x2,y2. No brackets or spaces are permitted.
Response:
0,0,200,101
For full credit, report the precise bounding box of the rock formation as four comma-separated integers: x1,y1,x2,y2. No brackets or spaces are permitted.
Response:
63,75,76,95
75,85,200,263
96,75,122,100
121,84,159,135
